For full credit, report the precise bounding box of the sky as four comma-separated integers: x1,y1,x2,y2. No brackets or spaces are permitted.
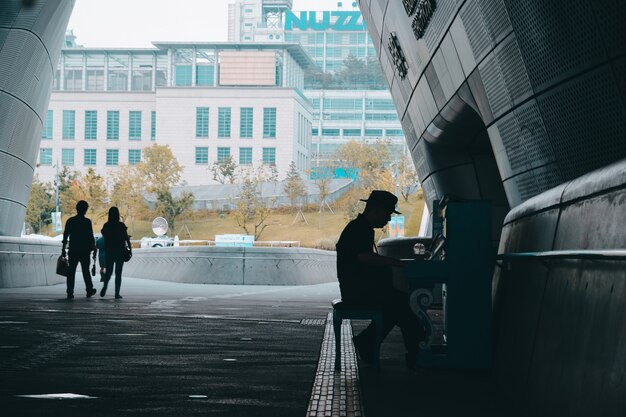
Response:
67,0,361,48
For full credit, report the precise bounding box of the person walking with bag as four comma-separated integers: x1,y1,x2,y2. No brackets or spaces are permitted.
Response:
100,207,132,299
61,200,97,299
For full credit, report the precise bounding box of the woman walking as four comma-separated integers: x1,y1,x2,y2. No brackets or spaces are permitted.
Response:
101,207,132,299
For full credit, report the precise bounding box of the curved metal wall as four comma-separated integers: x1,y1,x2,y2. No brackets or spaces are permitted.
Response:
359,0,626,216
0,0,73,236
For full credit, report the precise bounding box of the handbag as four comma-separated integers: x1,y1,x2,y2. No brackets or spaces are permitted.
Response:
122,246,132,262
56,256,69,277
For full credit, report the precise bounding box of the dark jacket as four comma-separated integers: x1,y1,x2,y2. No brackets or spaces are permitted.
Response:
62,215,95,255
101,221,129,253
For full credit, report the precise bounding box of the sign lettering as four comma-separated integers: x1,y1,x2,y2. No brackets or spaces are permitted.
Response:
285,10,365,31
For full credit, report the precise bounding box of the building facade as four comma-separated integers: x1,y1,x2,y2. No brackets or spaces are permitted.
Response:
228,0,406,161
36,42,313,186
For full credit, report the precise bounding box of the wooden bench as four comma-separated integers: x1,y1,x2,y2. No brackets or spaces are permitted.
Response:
332,298,384,371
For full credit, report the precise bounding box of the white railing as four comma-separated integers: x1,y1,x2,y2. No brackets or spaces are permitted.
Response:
130,240,300,248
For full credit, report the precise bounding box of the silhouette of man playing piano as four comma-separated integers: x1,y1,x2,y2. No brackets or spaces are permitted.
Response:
336,190,424,368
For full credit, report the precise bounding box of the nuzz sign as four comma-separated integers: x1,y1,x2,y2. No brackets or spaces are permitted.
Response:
285,10,365,31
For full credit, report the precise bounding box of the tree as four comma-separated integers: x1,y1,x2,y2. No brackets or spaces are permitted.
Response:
334,139,393,190
283,161,306,209
154,190,195,233
60,168,108,222
110,165,147,231
211,155,237,184
396,153,420,202
232,166,274,240
25,175,54,234
136,144,183,194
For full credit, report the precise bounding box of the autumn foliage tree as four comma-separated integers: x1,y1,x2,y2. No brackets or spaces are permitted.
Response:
25,175,54,234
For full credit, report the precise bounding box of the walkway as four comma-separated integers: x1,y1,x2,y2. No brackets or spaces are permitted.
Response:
0,278,514,416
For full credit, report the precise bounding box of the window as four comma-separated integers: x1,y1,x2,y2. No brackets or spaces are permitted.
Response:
364,128,383,136
218,107,231,138
84,149,97,166
175,65,192,86
106,149,119,166
312,128,319,136
62,110,75,140
217,147,230,162
343,128,362,136
107,111,119,140
322,128,340,136
61,148,74,166
151,111,156,141
195,147,208,165
39,148,52,165
196,107,209,137
262,147,276,166
129,111,142,140
239,147,252,165
42,110,53,139
196,65,214,86
85,110,97,140
263,107,276,138
240,107,253,138
128,149,141,166
386,129,404,136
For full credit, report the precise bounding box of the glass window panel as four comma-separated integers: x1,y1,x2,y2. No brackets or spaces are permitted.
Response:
196,65,214,86
262,147,276,166
39,148,53,165
218,107,231,138
131,53,153,91
62,110,75,140
364,128,383,136
385,129,404,136
239,107,253,138
42,110,53,139
343,128,362,136
128,149,141,166
84,110,97,140
61,148,74,166
321,128,340,136
107,111,119,140
84,148,97,166
217,147,231,162
107,54,129,91
263,107,276,138
151,111,156,141
129,111,142,140
106,149,119,166
239,147,252,165
195,147,208,164
196,107,209,137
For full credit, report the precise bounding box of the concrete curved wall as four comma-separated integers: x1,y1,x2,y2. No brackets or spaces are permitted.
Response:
0,0,74,236
493,159,626,416
0,236,64,287
122,246,337,286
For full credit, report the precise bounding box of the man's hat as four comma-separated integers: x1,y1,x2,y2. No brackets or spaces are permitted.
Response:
360,190,401,214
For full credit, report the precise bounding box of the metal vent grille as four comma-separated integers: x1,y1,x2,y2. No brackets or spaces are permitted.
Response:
460,1,491,61
479,0,512,43
504,0,606,90
424,0,457,52
479,54,510,118
538,66,626,180
497,35,532,104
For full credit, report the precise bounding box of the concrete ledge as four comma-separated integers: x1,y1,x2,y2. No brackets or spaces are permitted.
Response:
123,246,337,285
0,237,64,288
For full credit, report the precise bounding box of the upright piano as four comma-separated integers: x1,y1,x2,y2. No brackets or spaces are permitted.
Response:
394,198,494,369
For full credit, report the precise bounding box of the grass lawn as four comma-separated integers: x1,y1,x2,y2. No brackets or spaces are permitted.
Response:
127,193,425,249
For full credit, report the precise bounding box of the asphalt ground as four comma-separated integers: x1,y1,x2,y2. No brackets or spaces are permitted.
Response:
0,278,339,417
0,278,514,417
